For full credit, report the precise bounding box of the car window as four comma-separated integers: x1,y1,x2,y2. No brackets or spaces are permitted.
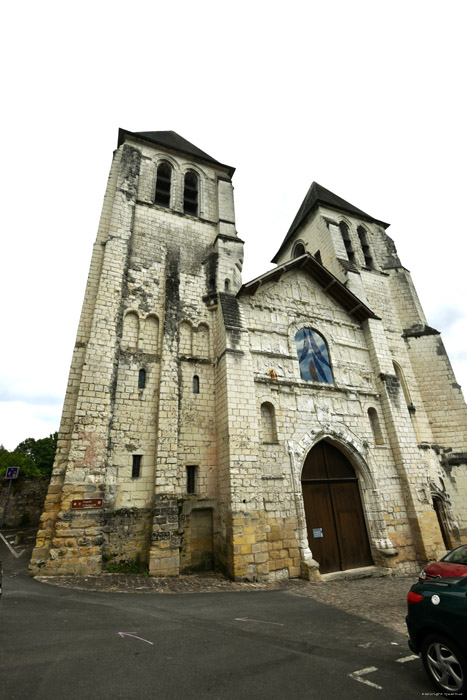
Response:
444,546,467,564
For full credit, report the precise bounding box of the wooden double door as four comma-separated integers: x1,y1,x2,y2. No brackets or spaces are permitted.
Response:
301,441,373,574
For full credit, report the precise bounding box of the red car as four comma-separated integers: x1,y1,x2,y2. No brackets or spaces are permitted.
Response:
419,544,467,582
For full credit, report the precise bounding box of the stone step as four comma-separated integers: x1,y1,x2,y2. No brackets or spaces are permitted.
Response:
321,566,392,582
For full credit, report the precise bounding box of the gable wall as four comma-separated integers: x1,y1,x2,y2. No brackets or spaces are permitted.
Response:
239,270,420,572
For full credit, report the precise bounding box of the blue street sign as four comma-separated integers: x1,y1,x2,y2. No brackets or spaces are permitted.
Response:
5,467,20,479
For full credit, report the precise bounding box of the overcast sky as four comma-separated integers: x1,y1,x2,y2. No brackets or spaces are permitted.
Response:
1,0,466,450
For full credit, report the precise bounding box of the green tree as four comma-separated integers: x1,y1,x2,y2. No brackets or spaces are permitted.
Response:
15,433,57,475
0,445,41,478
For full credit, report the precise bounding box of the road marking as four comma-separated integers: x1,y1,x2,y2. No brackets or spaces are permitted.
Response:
349,667,382,690
395,654,419,663
0,533,25,558
234,617,284,626
118,632,153,645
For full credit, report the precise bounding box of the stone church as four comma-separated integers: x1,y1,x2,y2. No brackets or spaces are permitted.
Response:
30,129,467,580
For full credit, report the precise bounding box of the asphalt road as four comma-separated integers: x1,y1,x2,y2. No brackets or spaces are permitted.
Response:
0,537,433,700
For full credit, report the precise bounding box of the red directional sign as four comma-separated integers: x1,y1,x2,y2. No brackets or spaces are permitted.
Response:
71,498,103,509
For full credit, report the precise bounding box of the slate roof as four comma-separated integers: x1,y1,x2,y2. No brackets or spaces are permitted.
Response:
271,182,390,263
117,129,235,177
238,253,379,324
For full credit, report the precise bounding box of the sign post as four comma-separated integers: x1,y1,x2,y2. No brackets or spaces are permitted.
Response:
1,467,20,528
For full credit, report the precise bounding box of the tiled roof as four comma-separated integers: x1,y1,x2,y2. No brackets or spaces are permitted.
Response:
272,182,389,263
117,129,235,176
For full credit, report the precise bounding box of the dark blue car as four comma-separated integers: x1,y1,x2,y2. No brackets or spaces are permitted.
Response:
406,576,467,697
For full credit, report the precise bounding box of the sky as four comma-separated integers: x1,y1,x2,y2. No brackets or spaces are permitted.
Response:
1,0,466,450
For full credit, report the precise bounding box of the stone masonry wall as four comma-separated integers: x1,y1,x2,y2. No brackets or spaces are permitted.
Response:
0,478,49,527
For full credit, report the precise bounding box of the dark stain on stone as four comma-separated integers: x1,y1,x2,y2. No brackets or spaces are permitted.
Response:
219,293,243,349
442,452,467,467
403,324,440,338
380,233,401,269
436,339,447,356
219,293,242,328
378,372,400,405
204,252,218,294
119,145,141,201
163,249,181,351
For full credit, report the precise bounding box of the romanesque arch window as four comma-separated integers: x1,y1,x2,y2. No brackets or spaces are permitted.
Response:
138,369,146,389
368,407,383,445
194,324,210,359
293,241,306,258
122,311,139,350
155,162,172,207
141,315,159,354
295,329,334,383
193,375,200,394
180,321,193,356
184,171,199,216
339,221,355,264
357,226,374,268
261,402,278,442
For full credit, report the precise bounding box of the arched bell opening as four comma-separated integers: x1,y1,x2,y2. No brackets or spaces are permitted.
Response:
301,440,373,574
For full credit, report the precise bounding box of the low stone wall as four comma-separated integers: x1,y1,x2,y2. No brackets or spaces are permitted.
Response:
0,478,49,527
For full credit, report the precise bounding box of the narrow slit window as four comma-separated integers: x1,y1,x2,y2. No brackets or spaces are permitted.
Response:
183,171,198,216
193,375,200,394
155,162,172,207
138,368,146,389
224,279,230,292
186,465,197,494
132,455,142,478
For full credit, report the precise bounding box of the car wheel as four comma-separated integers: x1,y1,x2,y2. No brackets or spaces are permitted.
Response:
421,633,466,697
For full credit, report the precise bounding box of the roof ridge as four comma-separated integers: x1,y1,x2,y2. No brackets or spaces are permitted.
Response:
271,182,389,263
117,129,235,176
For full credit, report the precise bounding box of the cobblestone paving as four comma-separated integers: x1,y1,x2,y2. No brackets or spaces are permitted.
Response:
36,572,416,637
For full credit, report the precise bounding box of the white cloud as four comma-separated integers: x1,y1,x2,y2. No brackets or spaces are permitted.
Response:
1,0,466,444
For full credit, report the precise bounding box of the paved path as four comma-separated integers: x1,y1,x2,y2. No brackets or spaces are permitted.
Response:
35,571,415,636
3,526,415,638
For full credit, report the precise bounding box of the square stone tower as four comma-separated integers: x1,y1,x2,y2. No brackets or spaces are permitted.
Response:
30,130,244,576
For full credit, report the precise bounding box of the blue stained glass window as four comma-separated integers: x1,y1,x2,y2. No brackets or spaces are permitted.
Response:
295,329,334,383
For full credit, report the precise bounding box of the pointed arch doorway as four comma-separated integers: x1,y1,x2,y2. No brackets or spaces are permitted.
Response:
301,441,373,574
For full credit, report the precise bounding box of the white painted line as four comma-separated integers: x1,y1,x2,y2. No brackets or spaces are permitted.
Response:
395,654,419,663
349,666,382,690
235,617,284,626
0,532,24,558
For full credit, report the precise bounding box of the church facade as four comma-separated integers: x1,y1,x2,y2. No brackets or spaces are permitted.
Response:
30,129,467,580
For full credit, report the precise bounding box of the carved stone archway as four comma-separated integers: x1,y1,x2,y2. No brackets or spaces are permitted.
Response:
287,421,397,577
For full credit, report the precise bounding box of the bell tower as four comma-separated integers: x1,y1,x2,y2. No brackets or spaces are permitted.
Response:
30,129,242,576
